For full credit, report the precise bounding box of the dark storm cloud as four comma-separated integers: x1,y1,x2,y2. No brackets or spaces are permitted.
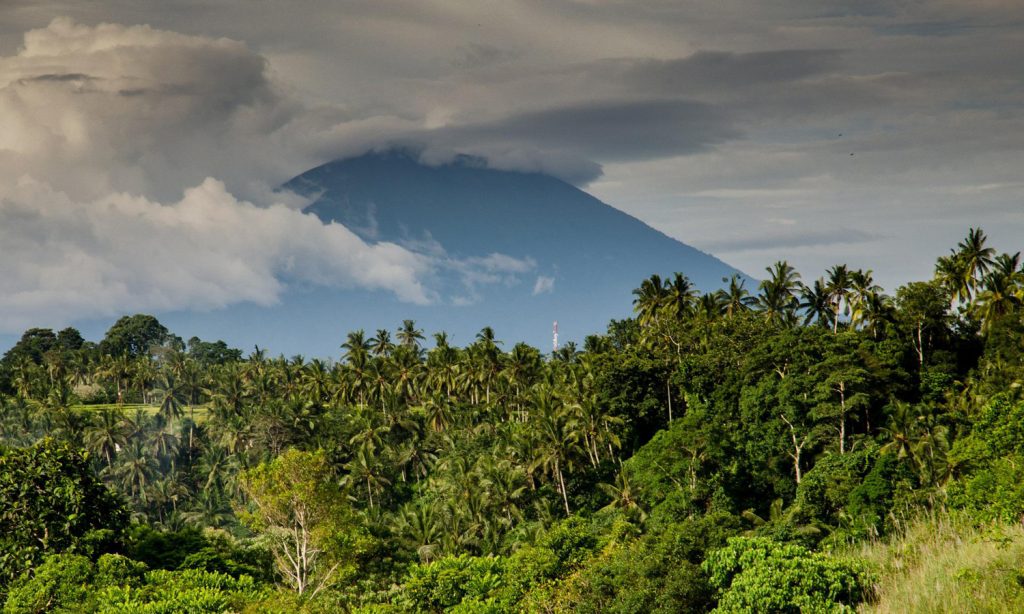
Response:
447,99,739,162
22,72,97,82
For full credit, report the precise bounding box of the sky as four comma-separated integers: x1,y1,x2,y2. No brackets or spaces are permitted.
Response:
1,1,1022,338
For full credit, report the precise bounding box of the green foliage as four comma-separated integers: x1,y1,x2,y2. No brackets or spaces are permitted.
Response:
239,449,371,596
1,227,1023,612
402,554,504,612
703,537,873,613
3,553,94,614
93,568,263,613
0,440,127,589
100,315,170,359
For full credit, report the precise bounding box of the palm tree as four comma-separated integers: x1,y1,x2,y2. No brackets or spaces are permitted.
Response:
131,356,157,405
397,320,425,351
598,470,647,522
856,290,894,339
879,401,921,461
957,227,996,298
720,274,755,318
934,254,971,306
147,427,180,471
343,443,391,509
394,501,443,562
154,373,186,426
113,440,159,504
800,279,834,328
632,274,668,326
369,329,395,357
529,387,582,516
665,272,698,321
696,292,726,325
756,261,802,326
974,252,1023,331
84,408,132,469
341,330,371,365
848,269,882,323
825,264,852,333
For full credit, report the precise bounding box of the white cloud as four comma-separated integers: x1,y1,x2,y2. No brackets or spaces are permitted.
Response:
532,275,555,295
0,177,432,332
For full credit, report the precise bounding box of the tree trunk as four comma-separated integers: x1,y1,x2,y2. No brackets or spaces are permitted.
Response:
556,460,571,516
838,381,846,454
666,378,673,422
780,414,806,484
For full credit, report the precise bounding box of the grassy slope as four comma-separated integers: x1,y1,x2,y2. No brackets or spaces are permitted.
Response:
849,513,1024,613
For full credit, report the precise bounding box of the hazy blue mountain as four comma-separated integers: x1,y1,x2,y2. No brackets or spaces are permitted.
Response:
1,153,748,357
272,151,747,352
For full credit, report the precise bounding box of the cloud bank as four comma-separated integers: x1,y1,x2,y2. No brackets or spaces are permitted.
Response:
0,177,433,331
0,18,537,332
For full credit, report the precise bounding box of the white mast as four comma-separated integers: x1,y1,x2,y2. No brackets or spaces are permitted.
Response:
553,320,559,353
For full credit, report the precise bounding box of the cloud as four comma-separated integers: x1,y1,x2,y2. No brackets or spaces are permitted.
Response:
0,2,1022,310
532,275,555,295
0,177,432,332
0,18,315,203
701,227,878,253
0,18,545,331
446,99,738,163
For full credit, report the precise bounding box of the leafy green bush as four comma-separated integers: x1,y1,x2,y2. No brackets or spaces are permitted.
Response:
3,553,94,614
703,537,873,613
402,554,504,613
0,441,127,589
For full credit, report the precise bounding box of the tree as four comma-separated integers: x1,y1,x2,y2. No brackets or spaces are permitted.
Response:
825,264,852,333
238,449,367,597
397,319,425,351
703,537,872,612
368,329,394,358
633,274,669,326
756,261,802,327
895,281,951,370
666,273,698,321
957,227,996,298
0,440,127,587
100,314,169,358
84,408,131,469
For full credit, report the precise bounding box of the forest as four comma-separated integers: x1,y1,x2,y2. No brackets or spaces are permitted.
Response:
1,227,1023,612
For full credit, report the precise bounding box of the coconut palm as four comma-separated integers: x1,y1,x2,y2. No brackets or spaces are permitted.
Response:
632,274,669,326
720,274,755,318
154,373,186,426
369,329,395,358
800,279,834,328
957,227,996,297
825,264,852,333
397,319,425,352
974,252,1023,331
756,261,802,326
84,408,132,469
113,440,159,504
665,272,698,321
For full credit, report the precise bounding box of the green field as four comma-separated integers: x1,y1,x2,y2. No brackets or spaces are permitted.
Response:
70,403,211,424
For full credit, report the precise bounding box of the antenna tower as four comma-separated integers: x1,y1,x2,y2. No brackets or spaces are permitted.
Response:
553,321,559,353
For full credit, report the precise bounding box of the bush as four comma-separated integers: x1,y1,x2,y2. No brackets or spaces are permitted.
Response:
703,537,873,613
4,553,94,614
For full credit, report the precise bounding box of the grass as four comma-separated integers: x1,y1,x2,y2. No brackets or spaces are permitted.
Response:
847,511,1024,613
71,403,211,424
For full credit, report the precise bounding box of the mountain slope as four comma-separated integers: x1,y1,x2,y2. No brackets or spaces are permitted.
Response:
267,151,746,351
